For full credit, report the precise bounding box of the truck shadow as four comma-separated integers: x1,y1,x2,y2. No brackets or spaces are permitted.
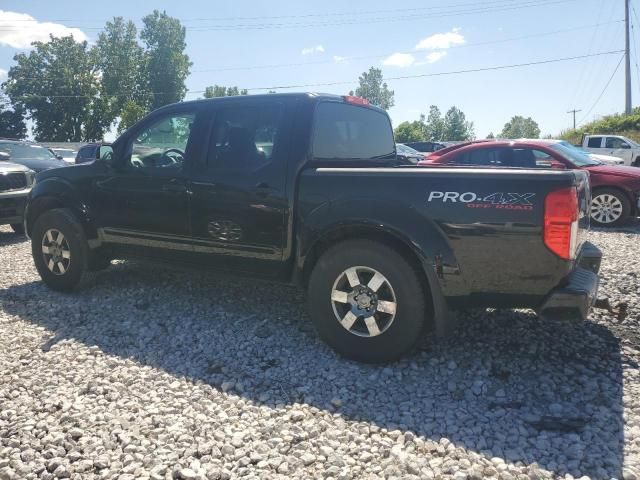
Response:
0,262,625,479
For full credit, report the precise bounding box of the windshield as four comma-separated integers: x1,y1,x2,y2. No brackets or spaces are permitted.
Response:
550,143,601,167
556,140,601,159
397,144,420,155
0,143,59,161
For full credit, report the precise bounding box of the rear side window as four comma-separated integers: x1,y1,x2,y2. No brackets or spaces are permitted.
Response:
587,137,602,148
312,103,394,160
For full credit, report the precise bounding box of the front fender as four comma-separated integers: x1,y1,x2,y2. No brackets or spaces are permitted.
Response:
26,176,96,240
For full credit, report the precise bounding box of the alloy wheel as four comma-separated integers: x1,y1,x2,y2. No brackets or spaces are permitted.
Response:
591,194,623,224
41,229,71,275
330,266,397,338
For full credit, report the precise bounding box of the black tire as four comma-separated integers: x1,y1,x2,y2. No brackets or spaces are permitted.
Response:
590,188,630,227
31,208,93,292
10,223,24,234
307,239,427,363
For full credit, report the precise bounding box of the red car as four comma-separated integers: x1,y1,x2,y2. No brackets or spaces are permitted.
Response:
418,139,640,226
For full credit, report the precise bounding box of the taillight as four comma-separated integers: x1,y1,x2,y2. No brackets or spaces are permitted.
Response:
343,95,369,106
544,187,579,260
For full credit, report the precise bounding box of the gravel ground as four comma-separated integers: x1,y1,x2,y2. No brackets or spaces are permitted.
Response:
0,223,639,480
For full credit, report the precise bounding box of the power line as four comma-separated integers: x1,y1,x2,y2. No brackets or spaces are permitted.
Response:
577,53,626,125
0,0,577,32
7,50,624,100
5,20,624,81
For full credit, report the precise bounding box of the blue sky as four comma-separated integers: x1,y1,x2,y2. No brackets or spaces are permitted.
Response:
0,0,636,138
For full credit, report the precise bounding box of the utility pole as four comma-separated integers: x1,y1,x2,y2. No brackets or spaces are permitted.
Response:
625,0,632,114
567,109,582,130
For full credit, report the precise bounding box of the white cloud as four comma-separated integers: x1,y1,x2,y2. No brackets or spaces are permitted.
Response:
0,69,7,81
415,28,465,50
333,55,348,64
301,44,325,55
382,52,415,68
0,10,88,49
426,51,447,63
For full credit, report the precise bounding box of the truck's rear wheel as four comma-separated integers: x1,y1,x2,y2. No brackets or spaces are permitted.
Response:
31,209,93,292
590,189,630,227
307,240,426,363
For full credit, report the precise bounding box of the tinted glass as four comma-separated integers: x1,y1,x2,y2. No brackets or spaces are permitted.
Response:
587,137,602,148
0,143,58,160
605,137,629,149
129,113,195,170
207,104,282,170
312,103,394,160
452,148,507,166
397,144,420,155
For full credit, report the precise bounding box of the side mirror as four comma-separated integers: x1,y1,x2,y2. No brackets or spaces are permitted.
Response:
0,152,10,162
98,145,114,163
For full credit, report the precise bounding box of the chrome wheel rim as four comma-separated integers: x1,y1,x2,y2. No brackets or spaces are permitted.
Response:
41,229,71,275
591,194,623,224
330,266,397,338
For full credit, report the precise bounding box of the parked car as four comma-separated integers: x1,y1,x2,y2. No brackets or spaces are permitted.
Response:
419,139,640,226
24,93,601,362
50,148,77,164
547,140,624,166
403,140,447,153
580,134,640,166
0,140,68,173
75,143,101,164
0,152,35,234
396,143,425,164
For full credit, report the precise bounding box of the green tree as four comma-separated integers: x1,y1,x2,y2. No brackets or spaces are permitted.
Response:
424,106,445,140
355,67,394,110
141,10,191,110
500,115,540,139
118,100,147,133
486,132,495,139
94,17,146,125
203,85,248,98
0,95,26,139
442,106,474,141
394,120,425,143
4,35,105,141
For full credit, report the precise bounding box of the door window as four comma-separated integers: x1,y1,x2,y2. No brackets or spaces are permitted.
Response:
452,148,548,168
587,137,603,148
605,137,630,149
312,102,395,161
207,104,282,171
129,113,195,170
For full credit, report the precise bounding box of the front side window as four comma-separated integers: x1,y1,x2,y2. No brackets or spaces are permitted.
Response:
452,147,506,166
605,137,630,149
129,112,195,170
312,102,395,161
587,137,603,148
207,104,282,170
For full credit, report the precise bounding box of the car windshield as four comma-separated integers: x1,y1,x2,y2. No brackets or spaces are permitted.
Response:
0,143,58,160
550,143,601,167
556,140,602,159
397,144,420,154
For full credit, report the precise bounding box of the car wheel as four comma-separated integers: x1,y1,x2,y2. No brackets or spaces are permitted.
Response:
10,223,24,235
307,239,427,363
590,189,630,227
31,208,93,292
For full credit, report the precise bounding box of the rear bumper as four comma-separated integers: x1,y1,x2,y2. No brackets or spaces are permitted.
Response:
538,242,602,321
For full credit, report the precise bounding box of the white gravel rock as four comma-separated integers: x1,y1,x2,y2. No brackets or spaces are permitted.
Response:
0,223,639,479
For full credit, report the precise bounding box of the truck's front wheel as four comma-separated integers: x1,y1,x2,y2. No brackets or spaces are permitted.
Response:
308,240,426,363
31,209,93,292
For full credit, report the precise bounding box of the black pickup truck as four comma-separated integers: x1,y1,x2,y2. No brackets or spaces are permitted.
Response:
24,93,601,362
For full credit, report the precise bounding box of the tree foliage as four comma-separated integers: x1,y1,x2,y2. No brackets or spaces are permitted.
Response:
4,36,104,141
203,85,248,98
118,100,147,133
394,120,424,143
560,110,640,144
442,107,475,141
355,67,394,110
141,10,192,110
424,106,445,141
500,115,540,139
0,94,26,139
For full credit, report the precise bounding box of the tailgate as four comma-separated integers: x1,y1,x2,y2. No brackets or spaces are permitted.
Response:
574,170,591,248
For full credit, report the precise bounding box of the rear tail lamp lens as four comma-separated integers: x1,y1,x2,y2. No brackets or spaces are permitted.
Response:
544,187,579,260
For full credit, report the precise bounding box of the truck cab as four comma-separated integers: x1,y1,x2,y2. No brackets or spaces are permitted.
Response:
581,134,640,166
